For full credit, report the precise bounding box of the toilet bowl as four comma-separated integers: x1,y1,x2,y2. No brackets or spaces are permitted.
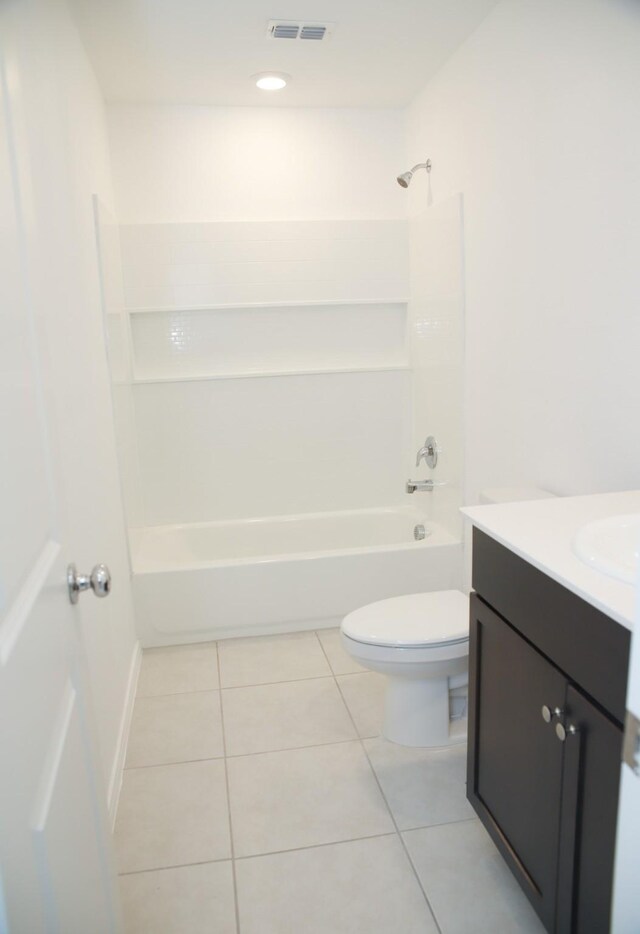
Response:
341,590,469,747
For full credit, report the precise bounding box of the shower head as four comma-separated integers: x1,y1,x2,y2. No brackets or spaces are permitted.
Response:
396,159,432,188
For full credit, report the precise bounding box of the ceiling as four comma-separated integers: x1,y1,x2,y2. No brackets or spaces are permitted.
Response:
69,0,499,109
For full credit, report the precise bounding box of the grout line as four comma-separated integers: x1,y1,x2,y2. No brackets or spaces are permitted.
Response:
123,736,365,772
233,831,399,862
135,687,221,700
220,674,336,691
118,856,233,877
315,631,444,934
361,755,444,932
216,645,242,934
123,755,226,771
402,816,479,837
117,820,480,878
350,721,445,933
225,736,360,759
122,750,477,832
136,673,339,701
398,814,479,835
124,730,472,768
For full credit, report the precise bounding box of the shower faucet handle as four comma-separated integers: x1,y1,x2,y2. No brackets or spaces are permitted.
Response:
416,436,439,469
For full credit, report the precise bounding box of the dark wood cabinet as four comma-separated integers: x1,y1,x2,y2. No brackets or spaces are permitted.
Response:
468,529,630,934
470,595,565,929
557,684,623,933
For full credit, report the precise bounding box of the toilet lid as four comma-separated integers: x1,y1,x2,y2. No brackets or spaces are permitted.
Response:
342,590,469,648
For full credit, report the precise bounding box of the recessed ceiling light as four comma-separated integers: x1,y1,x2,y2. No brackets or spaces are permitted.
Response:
254,72,290,91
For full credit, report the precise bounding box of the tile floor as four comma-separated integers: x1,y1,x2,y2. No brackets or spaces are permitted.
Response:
115,628,546,934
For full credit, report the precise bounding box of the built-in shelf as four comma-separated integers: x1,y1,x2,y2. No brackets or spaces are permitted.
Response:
132,365,410,385
126,298,410,315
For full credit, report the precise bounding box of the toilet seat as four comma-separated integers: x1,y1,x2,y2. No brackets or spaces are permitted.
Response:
340,589,469,746
342,590,468,649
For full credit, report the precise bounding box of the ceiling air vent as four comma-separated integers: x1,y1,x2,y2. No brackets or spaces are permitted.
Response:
266,21,335,41
300,25,327,40
270,23,299,39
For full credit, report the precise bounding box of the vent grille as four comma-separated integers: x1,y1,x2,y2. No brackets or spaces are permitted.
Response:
271,23,299,39
267,21,334,41
300,25,327,40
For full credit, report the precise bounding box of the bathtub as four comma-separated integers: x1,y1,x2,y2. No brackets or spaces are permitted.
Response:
130,506,463,646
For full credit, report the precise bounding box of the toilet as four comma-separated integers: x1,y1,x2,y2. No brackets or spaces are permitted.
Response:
341,487,557,747
341,590,469,747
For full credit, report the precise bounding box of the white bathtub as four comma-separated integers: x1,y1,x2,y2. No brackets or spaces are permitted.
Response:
130,506,463,645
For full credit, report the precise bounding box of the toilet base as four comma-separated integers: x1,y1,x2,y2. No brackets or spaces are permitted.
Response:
383,675,467,747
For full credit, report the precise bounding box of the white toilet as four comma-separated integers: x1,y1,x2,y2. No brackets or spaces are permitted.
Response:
340,489,558,747
341,590,469,747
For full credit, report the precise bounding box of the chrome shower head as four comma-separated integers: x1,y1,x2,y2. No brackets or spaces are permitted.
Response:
396,159,432,188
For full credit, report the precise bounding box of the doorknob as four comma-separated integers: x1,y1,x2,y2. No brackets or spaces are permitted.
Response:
67,564,112,604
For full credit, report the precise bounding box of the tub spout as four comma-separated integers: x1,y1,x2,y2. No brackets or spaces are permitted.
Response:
406,479,447,494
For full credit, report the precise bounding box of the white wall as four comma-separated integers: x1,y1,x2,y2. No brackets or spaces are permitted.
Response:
107,104,407,223
134,368,411,525
95,199,144,530
116,219,410,526
406,0,640,503
106,107,417,530
7,0,138,810
105,2,640,536
409,196,465,537
119,219,409,308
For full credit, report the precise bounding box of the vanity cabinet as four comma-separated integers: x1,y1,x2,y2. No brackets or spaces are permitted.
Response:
467,529,630,934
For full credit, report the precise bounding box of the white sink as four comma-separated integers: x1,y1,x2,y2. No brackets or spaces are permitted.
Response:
573,513,640,584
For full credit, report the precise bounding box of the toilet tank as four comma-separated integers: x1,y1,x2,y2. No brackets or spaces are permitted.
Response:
479,487,557,505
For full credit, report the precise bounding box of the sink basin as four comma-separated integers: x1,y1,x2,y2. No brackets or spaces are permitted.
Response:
573,513,640,584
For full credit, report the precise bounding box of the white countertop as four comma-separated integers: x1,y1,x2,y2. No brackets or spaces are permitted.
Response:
462,491,640,631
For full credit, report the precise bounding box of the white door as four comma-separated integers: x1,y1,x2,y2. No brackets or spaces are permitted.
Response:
611,582,640,933
0,28,120,934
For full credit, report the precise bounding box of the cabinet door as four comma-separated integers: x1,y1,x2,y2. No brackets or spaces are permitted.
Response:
556,685,623,934
468,594,566,931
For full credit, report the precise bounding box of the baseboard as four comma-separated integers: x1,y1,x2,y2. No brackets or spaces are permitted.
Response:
107,639,141,829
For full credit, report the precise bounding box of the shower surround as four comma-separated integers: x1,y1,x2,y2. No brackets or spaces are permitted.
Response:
97,213,464,645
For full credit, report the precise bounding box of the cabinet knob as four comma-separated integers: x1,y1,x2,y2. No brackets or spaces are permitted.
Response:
541,705,563,724
556,722,578,742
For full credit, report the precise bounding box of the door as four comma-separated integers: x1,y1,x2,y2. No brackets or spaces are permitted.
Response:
556,685,622,933
0,27,120,934
610,577,640,933
468,594,566,931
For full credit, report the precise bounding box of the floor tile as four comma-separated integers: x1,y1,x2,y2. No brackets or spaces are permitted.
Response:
227,741,394,857
137,643,218,697
316,627,365,675
364,736,475,830
236,836,438,934
218,631,331,688
125,691,224,767
403,820,546,934
222,677,356,756
115,760,231,873
119,862,236,934
337,672,386,738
